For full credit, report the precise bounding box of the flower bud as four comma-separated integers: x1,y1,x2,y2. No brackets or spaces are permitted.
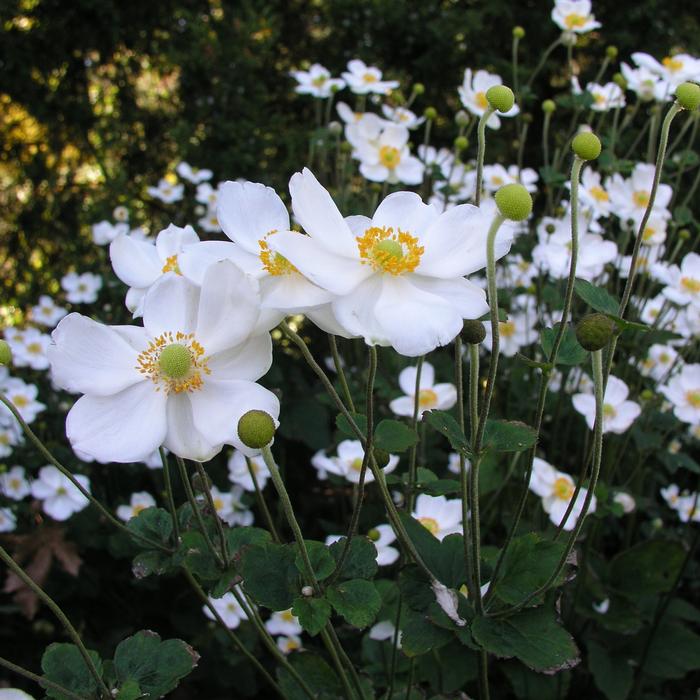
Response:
640,389,654,402
301,585,314,597
486,85,515,113
412,82,425,95
340,141,353,154
462,319,486,345
675,82,700,111
606,45,618,59
424,106,438,120
328,120,342,136
454,135,469,151
679,228,691,240
374,449,391,469
0,340,11,366
613,72,627,90
512,26,525,39
494,183,533,221
542,99,556,114
367,528,381,542
572,131,602,160
575,313,615,351
238,410,276,450
455,110,470,126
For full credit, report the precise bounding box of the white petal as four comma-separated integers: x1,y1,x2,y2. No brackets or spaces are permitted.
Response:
260,274,334,310
164,393,221,461
332,276,387,344
155,224,200,260
208,333,273,381
398,363,435,395
109,235,161,288
66,382,168,462
178,240,261,284
372,192,437,237
408,276,489,320
143,274,200,337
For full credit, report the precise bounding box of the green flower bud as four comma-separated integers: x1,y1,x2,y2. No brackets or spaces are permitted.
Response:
328,120,342,136
0,340,11,366
486,85,515,113
522,112,533,124
462,319,486,345
340,141,353,154
424,106,438,120
640,389,654,402
454,135,469,151
679,228,691,240
455,110,470,126
494,183,533,221
542,99,556,114
374,448,391,469
301,585,314,597
606,45,618,59
512,26,525,39
412,82,425,95
613,72,627,90
575,313,615,351
238,410,276,450
675,82,700,111
572,131,602,160
367,528,381,542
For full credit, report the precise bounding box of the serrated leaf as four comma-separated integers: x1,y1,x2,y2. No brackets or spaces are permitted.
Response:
471,606,579,672
326,579,381,628
114,630,198,699
277,653,341,700
483,420,537,452
374,419,418,453
41,643,104,700
126,507,173,545
295,541,335,581
400,608,454,656
422,410,470,454
292,596,332,636
239,542,299,610
609,539,686,597
574,279,619,315
540,324,588,366
335,412,367,439
328,536,378,580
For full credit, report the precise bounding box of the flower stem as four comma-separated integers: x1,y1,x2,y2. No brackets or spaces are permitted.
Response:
329,335,356,412
159,448,180,543
245,456,280,542
194,459,230,566
0,545,110,699
406,355,424,513
475,108,495,206
0,392,171,553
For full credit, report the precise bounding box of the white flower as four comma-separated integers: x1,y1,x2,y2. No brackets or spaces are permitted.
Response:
0,424,21,459
311,440,398,484
369,620,401,646
551,0,601,33
411,494,462,540
639,343,678,381
592,598,610,614
341,59,398,95
92,220,129,246
203,590,248,629
265,609,303,636
677,495,700,523
620,62,671,102
572,375,641,434
110,224,201,316
113,206,130,222
291,63,345,98
458,69,519,129
9,328,51,371
0,465,31,500
0,691,35,700
447,452,471,475
196,182,221,207
355,124,424,185
30,465,90,521
48,261,279,463
661,484,682,509
631,52,700,88
0,507,17,532
613,491,636,514
116,491,157,521
268,169,510,356
483,312,538,358
529,457,596,530
176,162,213,184
389,362,457,417
61,272,103,304
607,163,672,226
277,635,303,654
582,81,626,112
381,104,425,130
368,524,400,566
210,484,253,527
228,450,270,491
1,378,46,424
147,178,184,204
481,164,538,195
659,363,700,425
574,168,612,219
30,295,67,327
660,253,700,308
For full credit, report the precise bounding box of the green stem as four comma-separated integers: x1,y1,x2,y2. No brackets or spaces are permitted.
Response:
406,356,424,513
0,393,170,553
194,460,230,566
159,448,180,543
245,456,280,542
0,655,89,700
475,108,495,205
525,37,562,92
329,335,356,413
0,545,110,699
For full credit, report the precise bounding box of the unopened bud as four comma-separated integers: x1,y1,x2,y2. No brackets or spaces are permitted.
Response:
301,585,314,597
486,85,515,113
676,82,700,111
462,319,486,345
513,26,525,39
0,340,11,366
495,183,533,221
575,313,615,351
412,83,425,95
606,45,618,59
542,99,556,114
454,136,469,151
238,410,276,450
572,131,602,160
424,106,437,121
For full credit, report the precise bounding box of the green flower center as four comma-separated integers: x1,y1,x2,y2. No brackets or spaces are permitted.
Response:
158,343,193,379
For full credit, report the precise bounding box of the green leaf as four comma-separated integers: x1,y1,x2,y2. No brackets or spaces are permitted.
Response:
491,533,566,605
126,507,173,545
295,541,335,581
659,450,700,474
471,606,579,672
179,530,221,583
131,550,173,580
609,539,686,597
41,643,104,700
239,542,299,610
335,411,367,439
277,652,341,700
292,596,332,636
483,420,537,452
374,419,418,453
540,324,588,366
114,630,198,699
642,620,700,679
574,279,620,315
115,678,142,700
400,608,454,657
422,479,461,496
587,640,633,700
422,410,470,454
328,536,378,580
326,579,381,628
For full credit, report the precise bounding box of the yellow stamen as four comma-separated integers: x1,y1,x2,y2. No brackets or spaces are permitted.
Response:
418,516,440,535
350,458,364,472
258,231,298,276
281,610,295,622
26,342,42,354
681,277,700,295
633,190,650,208
13,395,28,408
552,476,574,500
363,73,378,83
685,391,700,408
418,388,438,408
662,56,683,73
564,13,587,28
500,321,516,338
378,145,401,169
356,226,423,275
603,403,617,419
161,255,181,275
475,91,488,110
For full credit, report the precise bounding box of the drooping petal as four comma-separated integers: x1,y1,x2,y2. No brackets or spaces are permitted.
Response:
143,274,200,338
331,275,387,344
109,234,161,288
408,276,489,320
49,314,143,396
260,273,334,310
164,392,221,461
208,333,273,382
66,382,167,463
306,304,354,338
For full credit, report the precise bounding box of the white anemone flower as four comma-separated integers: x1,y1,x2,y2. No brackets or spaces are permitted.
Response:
367,524,400,566
583,81,626,112
92,220,129,246
268,168,509,356
529,457,596,530
265,609,303,636
411,494,462,540
381,104,425,130
481,164,538,194
116,491,157,521
30,465,90,521
613,492,636,514
660,363,700,425
0,465,31,500
10,328,51,371
277,635,303,655
110,224,201,317
660,253,700,307
389,362,457,417
2,378,46,424
48,261,279,463
483,312,538,357
147,178,184,204
355,124,424,185
639,343,678,381
291,63,345,98
607,163,672,225
631,52,700,87
61,272,103,304
551,0,601,33
620,62,672,102
228,449,270,491
0,690,35,699
30,295,67,327
203,590,248,629
458,69,519,129
572,375,641,434
311,439,398,483
341,59,398,95
176,162,213,184
0,507,17,533
0,424,21,458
